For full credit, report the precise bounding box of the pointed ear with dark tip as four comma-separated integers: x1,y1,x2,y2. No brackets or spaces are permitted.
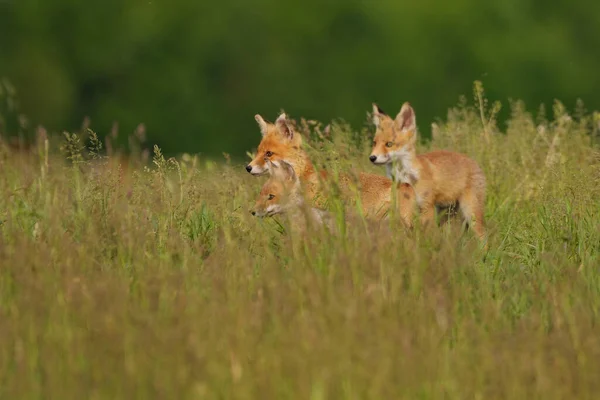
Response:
255,114,268,136
280,160,297,182
372,103,386,127
275,113,294,140
395,102,416,132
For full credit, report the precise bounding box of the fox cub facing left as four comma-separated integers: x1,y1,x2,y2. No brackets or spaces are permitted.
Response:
251,160,335,233
369,102,487,243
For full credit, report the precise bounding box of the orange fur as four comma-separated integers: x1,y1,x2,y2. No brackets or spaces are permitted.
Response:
251,160,335,232
369,103,487,244
247,113,393,219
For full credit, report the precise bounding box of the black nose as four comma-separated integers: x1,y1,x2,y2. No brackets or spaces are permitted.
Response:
369,155,377,163
245,165,252,172
251,211,256,216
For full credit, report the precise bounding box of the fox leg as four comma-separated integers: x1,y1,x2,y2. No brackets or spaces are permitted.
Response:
418,193,436,228
397,183,416,228
419,204,436,227
459,190,487,245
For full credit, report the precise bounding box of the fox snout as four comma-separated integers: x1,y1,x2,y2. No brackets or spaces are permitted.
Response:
250,203,270,217
246,163,268,175
251,203,283,218
369,153,390,165
251,208,269,218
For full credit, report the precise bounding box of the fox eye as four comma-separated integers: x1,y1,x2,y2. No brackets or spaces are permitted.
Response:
372,140,376,146
265,151,273,157
268,194,275,200
386,142,394,148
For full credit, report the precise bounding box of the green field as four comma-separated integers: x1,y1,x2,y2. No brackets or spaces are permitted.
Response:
1,91,599,399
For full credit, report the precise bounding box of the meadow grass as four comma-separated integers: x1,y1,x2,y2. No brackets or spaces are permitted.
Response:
0,91,599,399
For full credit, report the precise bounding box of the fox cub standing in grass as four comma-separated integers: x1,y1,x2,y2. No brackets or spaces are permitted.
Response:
247,113,393,219
251,160,336,233
369,102,487,242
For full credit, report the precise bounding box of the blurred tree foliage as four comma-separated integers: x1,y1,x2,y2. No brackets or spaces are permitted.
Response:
1,0,599,158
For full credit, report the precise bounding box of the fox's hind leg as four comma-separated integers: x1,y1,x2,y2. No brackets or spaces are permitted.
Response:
458,189,486,245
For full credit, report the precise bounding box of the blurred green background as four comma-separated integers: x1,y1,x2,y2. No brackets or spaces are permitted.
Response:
1,0,599,159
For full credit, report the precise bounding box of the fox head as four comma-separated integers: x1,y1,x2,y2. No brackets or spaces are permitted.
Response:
369,102,417,165
246,113,302,176
251,160,303,217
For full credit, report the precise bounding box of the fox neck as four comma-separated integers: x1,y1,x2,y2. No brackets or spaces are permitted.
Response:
288,203,328,226
386,145,420,184
294,150,318,183
286,148,316,183
283,186,306,209
282,149,326,206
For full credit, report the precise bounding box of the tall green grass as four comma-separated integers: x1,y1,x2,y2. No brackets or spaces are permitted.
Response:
0,87,599,399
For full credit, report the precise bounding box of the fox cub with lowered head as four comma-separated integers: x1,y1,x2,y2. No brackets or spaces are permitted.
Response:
369,102,487,242
247,113,393,219
251,160,336,232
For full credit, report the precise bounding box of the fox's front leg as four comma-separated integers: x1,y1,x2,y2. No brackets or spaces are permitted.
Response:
398,183,416,228
418,193,436,228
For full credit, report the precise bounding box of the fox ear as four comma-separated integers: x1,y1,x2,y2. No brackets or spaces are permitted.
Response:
395,102,416,132
372,103,385,127
275,113,294,140
280,160,297,182
268,159,293,182
265,159,276,172
255,114,268,136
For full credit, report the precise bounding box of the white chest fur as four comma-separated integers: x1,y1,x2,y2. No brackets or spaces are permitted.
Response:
386,164,415,184
386,150,420,185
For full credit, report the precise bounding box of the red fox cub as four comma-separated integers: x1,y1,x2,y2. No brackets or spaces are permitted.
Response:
247,113,393,219
369,102,487,242
251,160,336,232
